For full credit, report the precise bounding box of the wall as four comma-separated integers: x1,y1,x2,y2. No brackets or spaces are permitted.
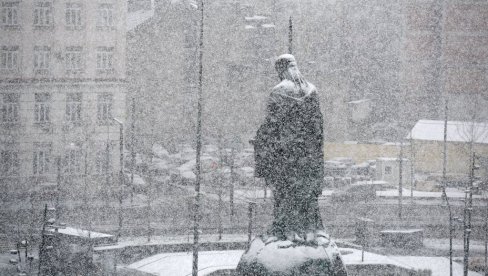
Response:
325,141,488,177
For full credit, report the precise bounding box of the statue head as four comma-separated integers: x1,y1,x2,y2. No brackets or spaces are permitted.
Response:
275,54,307,87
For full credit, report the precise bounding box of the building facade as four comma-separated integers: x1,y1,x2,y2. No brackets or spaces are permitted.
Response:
401,0,488,124
0,0,127,198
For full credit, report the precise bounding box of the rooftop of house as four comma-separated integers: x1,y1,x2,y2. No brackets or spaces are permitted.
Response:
407,120,488,144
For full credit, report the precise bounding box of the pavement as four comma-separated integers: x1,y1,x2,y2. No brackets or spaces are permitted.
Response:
95,232,488,257
122,248,483,276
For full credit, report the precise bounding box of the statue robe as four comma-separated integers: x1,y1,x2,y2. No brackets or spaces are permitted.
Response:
254,79,325,237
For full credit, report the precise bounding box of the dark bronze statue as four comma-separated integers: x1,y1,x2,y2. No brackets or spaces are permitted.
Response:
237,54,347,276
254,54,325,239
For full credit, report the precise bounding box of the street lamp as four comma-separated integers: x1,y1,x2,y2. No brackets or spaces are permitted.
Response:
55,142,79,221
112,117,124,242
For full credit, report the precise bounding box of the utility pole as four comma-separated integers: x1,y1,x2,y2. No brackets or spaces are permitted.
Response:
441,96,454,276
37,204,48,276
436,0,453,273
192,0,204,275
113,118,124,242
105,127,111,210
463,186,471,276
409,137,415,201
398,140,403,219
55,157,61,221
130,97,136,204
465,153,477,276
217,149,223,241
146,149,153,242
229,147,235,220
484,198,488,276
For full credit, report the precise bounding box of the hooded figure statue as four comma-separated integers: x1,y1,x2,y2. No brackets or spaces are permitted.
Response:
237,55,347,276
254,54,325,238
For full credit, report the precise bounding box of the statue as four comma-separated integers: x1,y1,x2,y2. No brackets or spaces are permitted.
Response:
237,54,348,276
254,54,325,238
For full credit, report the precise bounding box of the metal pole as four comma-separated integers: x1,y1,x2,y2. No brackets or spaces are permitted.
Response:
55,157,61,221
248,202,255,244
192,0,204,275
441,96,454,276
229,147,235,219
37,204,48,276
398,141,403,219
105,129,111,208
130,97,136,204
218,150,223,241
113,119,124,242
484,198,488,276
409,137,415,201
465,153,475,276
464,187,469,276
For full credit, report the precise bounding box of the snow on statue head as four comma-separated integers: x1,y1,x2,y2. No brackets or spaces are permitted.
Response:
275,54,308,85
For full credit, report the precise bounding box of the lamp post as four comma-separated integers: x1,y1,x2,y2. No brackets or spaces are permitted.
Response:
112,118,124,242
55,142,78,222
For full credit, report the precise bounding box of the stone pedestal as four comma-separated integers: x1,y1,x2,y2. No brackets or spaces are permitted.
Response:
236,231,348,276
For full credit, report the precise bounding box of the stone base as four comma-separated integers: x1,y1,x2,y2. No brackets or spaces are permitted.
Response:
236,230,348,276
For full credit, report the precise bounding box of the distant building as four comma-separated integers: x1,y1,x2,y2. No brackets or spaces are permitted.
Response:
401,0,488,124
0,0,127,197
407,120,488,176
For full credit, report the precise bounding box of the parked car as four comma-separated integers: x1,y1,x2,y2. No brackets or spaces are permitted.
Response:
331,181,395,203
325,160,348,177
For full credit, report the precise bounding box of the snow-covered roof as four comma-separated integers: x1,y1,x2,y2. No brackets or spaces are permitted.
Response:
244,15,267,21
347,99,371,104
408,120,488,144
48,227,114,239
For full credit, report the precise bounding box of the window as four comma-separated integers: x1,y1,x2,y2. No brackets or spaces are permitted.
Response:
1,2,19,27
1,149,19,176
385,166,392,175
95,143,111,174
34,93,51,123
64,148,82,174
65,3,82,29
34,46,50,74
96,47,114,72
34,2,52,27
0,46,19,70
97,4,114,29
97,93,112,125
66,93,82,123
1,93,19,123
65,46,83,72
33,143,51,175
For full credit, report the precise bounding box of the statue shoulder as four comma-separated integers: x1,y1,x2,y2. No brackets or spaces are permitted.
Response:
307,82,317,94
271,80,294,94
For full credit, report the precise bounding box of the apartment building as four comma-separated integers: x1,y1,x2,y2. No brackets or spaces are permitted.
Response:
401,0,488,124
0,0,127,198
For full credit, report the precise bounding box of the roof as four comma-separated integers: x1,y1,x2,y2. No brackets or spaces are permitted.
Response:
48,227,114,239
408,120,488,144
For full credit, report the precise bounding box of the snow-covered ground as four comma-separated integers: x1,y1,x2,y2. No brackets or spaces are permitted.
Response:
233,187,484,201
126,250,243,276
125,249,482,276
377,188,486,199
389,256,481,276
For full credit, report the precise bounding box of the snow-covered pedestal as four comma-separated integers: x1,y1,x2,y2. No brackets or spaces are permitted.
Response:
236,231,347,276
